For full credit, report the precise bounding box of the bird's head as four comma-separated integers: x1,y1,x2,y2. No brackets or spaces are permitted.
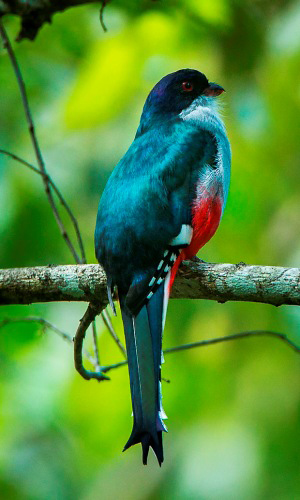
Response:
138,69,224,134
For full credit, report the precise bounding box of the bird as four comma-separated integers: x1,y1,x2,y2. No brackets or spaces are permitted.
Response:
94,68,231,466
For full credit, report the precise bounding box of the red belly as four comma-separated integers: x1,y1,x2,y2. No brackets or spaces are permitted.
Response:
183,195,222,259
169,195,222,290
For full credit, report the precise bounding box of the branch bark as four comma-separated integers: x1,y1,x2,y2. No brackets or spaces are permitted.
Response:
1,259,299,307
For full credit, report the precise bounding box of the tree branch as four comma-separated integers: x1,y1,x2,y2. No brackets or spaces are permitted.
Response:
74,302,110,380
1,260,299,307
0,0,104,41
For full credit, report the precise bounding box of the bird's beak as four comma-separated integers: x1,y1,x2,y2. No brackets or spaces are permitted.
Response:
203,82,225,97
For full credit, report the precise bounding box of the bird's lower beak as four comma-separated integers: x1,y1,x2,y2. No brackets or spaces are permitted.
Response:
203,82,225,97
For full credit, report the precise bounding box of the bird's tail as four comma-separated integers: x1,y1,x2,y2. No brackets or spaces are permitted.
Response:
120,282,168,466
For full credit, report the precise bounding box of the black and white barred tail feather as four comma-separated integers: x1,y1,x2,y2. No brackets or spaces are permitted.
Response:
125,247,179,316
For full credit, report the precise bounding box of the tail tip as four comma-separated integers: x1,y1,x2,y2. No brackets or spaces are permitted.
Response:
123,430,164,466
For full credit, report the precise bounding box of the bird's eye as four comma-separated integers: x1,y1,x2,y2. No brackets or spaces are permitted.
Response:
181,81,194,92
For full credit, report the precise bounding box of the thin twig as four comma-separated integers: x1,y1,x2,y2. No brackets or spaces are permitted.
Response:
2,317,299,379
99,0,109,31
163,330,300,355
101,360,127,373
0,149,42,175
100,330,300,373
0,21,85,264
101,308,127,358
0,316,96,366
0,316,72,341
92,320,101,371
0,149,86,263
74,303,110,381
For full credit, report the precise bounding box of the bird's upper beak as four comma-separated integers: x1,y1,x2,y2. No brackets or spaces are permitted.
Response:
203,82,225,97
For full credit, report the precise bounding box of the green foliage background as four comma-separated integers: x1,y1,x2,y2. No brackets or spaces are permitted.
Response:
1,1,300,497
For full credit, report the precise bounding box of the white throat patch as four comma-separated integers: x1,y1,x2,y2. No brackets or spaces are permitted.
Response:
179,95,225,133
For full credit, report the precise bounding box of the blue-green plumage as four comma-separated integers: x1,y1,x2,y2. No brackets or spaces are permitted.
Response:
94,69,230,464
95,120,216,291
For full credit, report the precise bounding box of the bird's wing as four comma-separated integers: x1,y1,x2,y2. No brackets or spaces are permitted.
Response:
124,125,218,315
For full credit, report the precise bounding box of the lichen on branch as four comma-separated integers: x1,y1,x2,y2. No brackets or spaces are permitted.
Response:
1,260,300,308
